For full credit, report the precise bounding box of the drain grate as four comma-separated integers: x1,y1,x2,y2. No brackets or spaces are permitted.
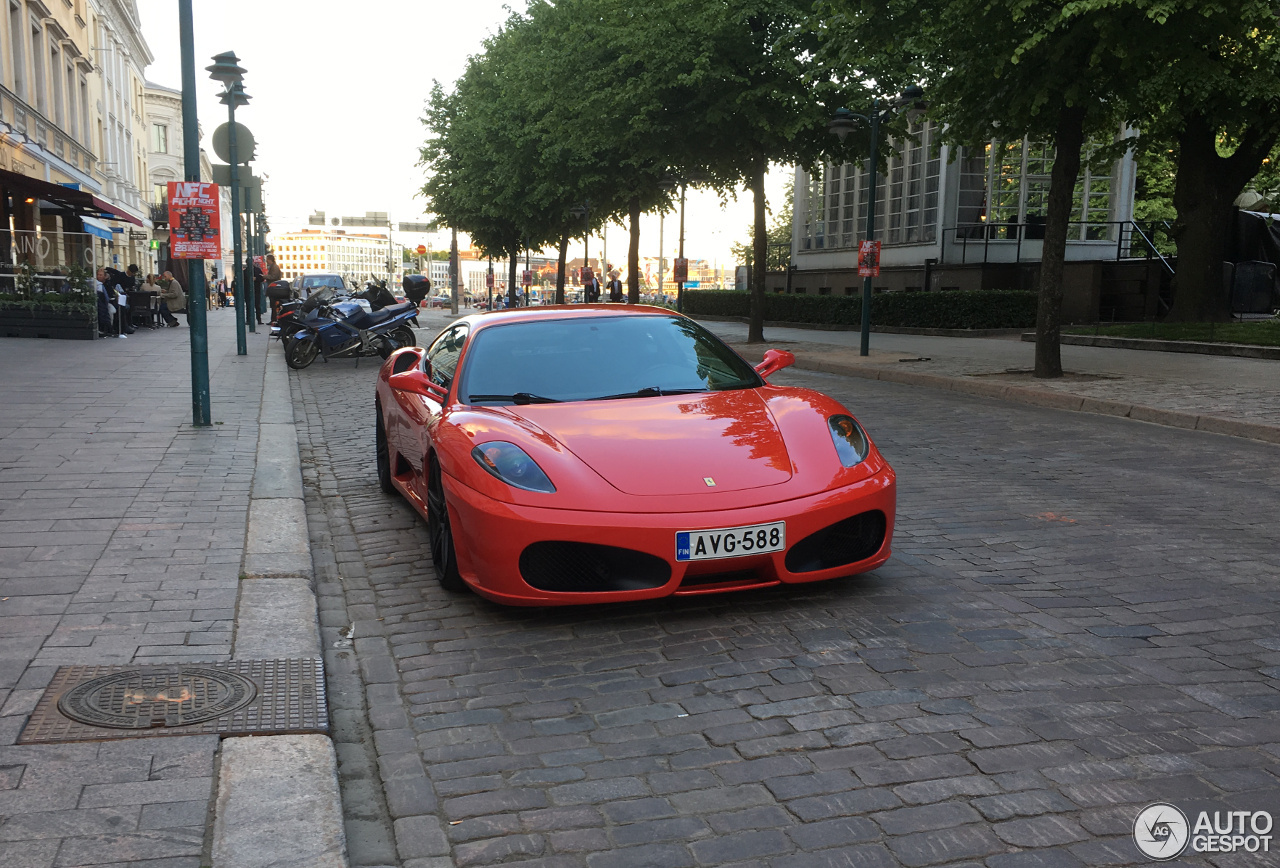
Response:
18,659,328,744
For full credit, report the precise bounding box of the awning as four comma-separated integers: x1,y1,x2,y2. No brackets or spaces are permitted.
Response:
80,216,114,241
0,167,146,227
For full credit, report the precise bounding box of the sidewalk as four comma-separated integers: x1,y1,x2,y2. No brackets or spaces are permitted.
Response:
0,311,344,868
699,319,1280,445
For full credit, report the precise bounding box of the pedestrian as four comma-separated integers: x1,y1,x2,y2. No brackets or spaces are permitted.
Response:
606,271,623,303
252,261,265,325
158,270,187,326
99,266,136,334
92,269,115,337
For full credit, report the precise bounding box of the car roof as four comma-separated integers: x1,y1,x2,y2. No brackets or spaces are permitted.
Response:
458,304,679,333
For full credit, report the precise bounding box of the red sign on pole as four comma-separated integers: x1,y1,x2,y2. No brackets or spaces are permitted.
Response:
167,181,222,259
673,257,689,283
522,270,533,286
858,240,882,277
486,271,494,288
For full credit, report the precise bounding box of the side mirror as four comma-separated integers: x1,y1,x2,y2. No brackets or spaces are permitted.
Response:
754,349,796,379
388,368,447,401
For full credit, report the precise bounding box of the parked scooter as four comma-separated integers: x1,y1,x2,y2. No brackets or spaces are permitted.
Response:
284,288,419,370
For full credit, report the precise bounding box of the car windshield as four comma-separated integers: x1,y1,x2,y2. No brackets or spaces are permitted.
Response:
458,314,763,405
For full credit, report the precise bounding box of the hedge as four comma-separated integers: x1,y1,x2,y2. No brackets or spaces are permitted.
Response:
683,289,1038,330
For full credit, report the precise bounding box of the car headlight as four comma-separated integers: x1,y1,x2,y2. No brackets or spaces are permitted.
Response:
828,415,870,467
471,441,556,492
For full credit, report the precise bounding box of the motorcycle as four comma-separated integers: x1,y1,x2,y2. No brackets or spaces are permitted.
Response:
283,288,420,370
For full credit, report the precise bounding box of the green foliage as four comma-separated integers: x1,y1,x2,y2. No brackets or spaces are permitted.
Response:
684,290,1038,329
732,179,793,271
0,292,96,319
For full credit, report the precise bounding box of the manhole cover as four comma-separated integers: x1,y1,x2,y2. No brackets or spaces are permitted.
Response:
19,659,328,744
57,667,257,729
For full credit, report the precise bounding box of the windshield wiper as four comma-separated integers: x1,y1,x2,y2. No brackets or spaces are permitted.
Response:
590,386,706,400
468,392,561,405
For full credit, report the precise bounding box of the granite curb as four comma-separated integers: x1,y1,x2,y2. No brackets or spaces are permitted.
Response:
731,343,1280,447
1028,331,1280,360
216,338,349,868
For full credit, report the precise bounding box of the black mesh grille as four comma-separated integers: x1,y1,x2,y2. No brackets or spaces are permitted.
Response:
519,542,671,592
784,510,887,574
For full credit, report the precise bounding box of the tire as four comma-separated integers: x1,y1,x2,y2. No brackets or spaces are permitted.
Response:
375,405,395,495
426,459,465,591
391,326,416,349
285,336,319,369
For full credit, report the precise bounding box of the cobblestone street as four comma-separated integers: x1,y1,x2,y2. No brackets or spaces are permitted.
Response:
293,344,1280,868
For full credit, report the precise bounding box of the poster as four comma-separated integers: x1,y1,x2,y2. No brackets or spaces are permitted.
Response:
673,257,689,283
522,270,533,286
858,240,882,277
167,182,222,259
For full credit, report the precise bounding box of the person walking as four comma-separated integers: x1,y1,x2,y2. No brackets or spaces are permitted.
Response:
606,271,623,303
158,270,187,326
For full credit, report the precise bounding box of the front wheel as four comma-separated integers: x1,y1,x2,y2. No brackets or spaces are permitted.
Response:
375,405,395,495
426,459,465,591
285,335,319,369
391,326,416,349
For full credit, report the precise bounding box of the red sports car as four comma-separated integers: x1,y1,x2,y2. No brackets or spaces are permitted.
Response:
374,306,896,606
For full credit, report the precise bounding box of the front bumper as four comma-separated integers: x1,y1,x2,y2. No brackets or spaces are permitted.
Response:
443,471,896,606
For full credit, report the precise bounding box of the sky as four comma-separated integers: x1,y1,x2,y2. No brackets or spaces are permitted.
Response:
136,0,791,273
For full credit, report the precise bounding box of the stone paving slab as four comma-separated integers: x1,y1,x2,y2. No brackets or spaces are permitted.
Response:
0,310,260,867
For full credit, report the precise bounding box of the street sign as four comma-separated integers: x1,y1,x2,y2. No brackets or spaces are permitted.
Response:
167,181,221,259
210,164,261,203
211,122,256,163
673,258,689,283
684,280,700,288
416,245,427,255
858,240,881,277
399,222,435,233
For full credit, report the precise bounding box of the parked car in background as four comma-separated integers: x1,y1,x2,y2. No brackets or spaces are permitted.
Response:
297,273,346,297
428,294,452,308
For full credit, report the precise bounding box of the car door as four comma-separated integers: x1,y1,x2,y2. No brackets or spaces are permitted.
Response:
397,324,468,495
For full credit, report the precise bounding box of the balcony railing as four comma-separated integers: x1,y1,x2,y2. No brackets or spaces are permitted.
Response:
150,203,168,225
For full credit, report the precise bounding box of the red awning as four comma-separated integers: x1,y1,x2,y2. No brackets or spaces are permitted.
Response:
0,167,145,227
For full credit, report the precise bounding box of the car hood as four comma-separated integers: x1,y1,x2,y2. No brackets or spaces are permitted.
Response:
507,390,794,496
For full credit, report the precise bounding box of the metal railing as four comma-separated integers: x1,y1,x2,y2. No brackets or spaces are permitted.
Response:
940,221,1175,273
149,203,169,225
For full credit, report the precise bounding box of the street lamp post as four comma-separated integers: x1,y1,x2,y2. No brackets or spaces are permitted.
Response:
207,53,249,356
178,0,210,426
829,85,925,357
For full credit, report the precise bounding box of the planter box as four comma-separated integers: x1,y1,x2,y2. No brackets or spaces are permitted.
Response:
0,311,98,340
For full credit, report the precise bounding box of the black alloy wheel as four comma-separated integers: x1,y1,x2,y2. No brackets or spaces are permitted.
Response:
426,459,465,591
375,404,395,495
285,335,319,369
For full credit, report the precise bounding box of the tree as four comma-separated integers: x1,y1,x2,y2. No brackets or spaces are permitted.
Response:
732,178,794,274
814,0,1148,377
1122,1,1280,321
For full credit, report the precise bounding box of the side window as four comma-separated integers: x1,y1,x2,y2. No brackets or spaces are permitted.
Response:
426,325,468,387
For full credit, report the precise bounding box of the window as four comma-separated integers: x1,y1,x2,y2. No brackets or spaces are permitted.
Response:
154,182,167,204
30,21,45,115
10,3,25,100
150,123,167,154
50,43,62,127
65,64,77,141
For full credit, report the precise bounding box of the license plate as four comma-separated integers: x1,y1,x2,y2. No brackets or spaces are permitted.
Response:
676,521,785,562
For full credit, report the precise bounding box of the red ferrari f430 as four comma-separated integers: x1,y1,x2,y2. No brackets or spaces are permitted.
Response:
374,306,896,606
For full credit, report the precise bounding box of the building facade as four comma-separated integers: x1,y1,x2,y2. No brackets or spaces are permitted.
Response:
271,228,395,285
0,0,151,284
789,122,1143,321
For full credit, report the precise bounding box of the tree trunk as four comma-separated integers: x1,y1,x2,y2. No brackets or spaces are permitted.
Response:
628,196,641,304
748,162,768,343
1034,105,1086,379
508,242,519,308
1166,113,1264,322
555,233,569,305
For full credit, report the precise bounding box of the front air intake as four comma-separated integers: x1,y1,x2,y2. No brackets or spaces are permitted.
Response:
785,510,886,573
519,542,671,592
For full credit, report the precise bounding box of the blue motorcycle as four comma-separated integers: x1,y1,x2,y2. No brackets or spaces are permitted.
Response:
284,288,419,370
